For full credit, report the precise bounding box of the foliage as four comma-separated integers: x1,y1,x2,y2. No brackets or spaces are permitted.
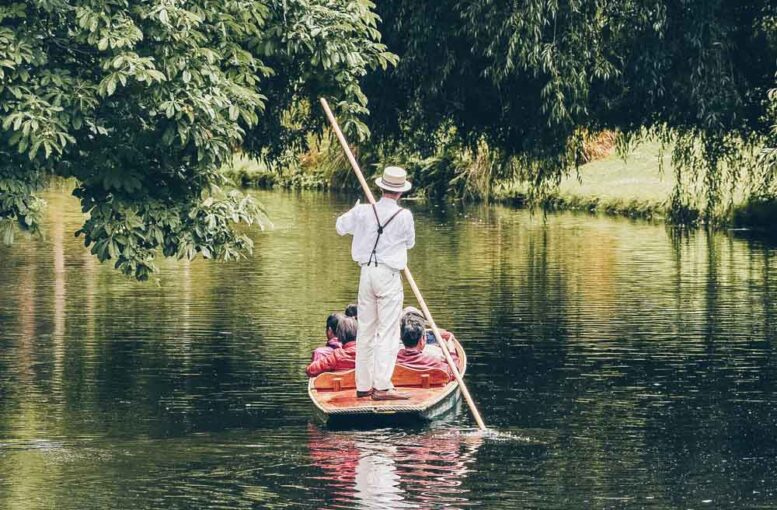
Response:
0,0,393,279
732,196,777,228
224,155,279,189
758,15,777,202
365,0,777,219
542,194,668,221
233,125,624,202
364,134,512,201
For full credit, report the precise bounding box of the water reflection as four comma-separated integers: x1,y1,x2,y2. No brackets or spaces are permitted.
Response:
51,193,66,400
1,189,777,508
308,425,482,509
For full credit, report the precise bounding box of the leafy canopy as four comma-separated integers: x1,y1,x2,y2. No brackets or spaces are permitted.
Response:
365,0,777,217
0,0,394,279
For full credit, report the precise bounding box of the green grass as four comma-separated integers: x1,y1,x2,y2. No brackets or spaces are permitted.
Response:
493,142,679,221
545,141,677,221
498,142,774,229
558,141,674,205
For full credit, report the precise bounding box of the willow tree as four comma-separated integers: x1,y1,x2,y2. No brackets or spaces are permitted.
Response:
0,0,394,279
365,0,777,218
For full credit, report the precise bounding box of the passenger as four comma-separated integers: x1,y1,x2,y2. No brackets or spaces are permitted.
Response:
311,313,345,362
345,303,358,319
396,316,455,380
306,317,358,377
400,306,458,363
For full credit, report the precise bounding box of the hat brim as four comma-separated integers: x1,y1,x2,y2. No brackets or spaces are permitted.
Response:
375,177,412,193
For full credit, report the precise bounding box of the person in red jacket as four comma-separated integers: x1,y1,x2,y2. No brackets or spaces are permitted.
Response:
400,306,459,364
396,315,455,380
311,312,345,362
306,316,358,377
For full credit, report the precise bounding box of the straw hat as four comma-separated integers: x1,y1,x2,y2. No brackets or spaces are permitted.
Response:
375,166,412,193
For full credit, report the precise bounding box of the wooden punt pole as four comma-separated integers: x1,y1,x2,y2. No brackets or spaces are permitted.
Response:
319,97,487,431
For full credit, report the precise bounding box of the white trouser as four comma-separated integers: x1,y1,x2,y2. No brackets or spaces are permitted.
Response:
356,264,403,392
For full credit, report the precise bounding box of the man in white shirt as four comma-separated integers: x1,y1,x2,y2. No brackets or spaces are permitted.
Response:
335,166,415,400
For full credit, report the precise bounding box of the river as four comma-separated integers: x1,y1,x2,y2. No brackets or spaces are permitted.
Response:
1,189,776,508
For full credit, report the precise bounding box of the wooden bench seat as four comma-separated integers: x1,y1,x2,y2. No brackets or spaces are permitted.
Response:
313,365,450,391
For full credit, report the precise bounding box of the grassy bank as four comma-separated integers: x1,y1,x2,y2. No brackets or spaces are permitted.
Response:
225,142,776,230
496,142,776,229
494,141,676,221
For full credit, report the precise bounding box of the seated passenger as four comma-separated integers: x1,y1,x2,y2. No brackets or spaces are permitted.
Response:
423,329,459,363
400,306,458,363
306,317,358,377
311,313,345,362
345,303,358,320
396,316,454,380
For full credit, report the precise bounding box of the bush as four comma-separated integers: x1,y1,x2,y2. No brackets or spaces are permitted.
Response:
732,197,777,229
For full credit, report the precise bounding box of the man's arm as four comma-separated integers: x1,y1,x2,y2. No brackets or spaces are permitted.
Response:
405,210,415,249
335,201,360,236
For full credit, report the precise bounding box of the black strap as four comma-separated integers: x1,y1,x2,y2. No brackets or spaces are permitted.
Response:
367,205,405,267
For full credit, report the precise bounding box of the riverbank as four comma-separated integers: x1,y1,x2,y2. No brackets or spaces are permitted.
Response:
493,141,675,221
224,144,776,229
496,142,777,229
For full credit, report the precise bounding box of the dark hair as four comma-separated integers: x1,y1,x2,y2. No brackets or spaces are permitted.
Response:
345,303,358,318
400,316,425,348
326,313,344,333
399,311,421,335
336,317,358,344
381,189,403,199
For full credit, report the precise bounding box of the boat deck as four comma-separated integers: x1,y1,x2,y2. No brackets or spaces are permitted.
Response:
314,386,453,414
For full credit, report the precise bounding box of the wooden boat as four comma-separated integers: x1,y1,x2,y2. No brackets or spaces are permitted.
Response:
308,337,467,426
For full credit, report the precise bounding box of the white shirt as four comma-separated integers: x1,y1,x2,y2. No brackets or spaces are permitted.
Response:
336,197,415,271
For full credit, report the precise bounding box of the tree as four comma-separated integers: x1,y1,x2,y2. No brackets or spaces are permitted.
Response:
365,0,777,216
0,0,394,279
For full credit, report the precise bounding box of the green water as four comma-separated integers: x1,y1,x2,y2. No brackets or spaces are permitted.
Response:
1,189,776,508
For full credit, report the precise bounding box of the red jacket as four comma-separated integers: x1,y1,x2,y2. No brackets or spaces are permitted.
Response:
311,337,343,362
396,347,454,380
306,341,356,377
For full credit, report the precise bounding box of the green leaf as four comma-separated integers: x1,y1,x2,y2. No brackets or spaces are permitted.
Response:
2,229,13,245
228,104,239,121
107,240,117,259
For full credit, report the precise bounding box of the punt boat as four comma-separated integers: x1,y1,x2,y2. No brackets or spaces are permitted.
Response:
308,337,467,426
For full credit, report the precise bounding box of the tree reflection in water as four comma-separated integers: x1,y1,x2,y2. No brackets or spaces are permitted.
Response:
307,424,483,508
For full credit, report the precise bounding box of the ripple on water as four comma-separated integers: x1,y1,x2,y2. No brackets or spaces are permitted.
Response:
1,190,777,508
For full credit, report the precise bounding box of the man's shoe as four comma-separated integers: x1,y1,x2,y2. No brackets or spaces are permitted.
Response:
371,389,410,401
356,389,374,398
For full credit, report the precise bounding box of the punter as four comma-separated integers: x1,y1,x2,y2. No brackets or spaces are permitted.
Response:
335,166,415,401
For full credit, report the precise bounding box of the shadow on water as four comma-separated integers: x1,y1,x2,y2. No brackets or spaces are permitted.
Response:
323,414,446,431
731,227,777,250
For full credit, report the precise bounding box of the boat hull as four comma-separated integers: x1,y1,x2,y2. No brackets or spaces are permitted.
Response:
308,338,467,427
